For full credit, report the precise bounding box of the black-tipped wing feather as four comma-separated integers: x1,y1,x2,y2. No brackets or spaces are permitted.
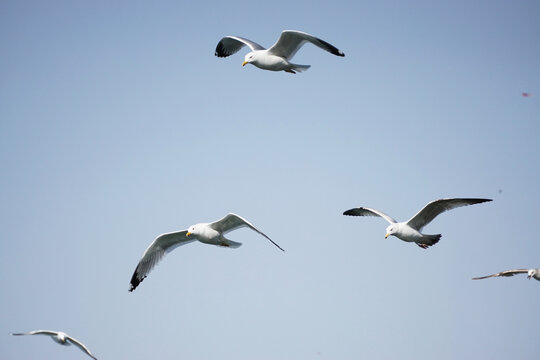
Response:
343,207,397,224
129,230,195,291
268,30,345,60
209,213,284,251
406,198,492,231
215,36,265,58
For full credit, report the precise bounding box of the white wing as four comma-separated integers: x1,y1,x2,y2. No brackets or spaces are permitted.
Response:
129,230,196,291
65,335,98,360
406,198,492,231
267,30,345,60
215,36,265,58
472,269,529,280
209,213,284,251
11,330,59,337
343,207,397,224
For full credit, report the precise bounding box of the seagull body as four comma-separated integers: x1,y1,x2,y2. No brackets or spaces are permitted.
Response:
472,268,540,281
129,213,283,291
10,330,97,359
215,30,344,73
343,198,492,249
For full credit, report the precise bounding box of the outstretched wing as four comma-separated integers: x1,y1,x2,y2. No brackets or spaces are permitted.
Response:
406,198,492,231
129,230,195,291
66,335,98,360
343,207,397,224
472,269,529,280
215,36,265,58
209,213,284,251
11,330,59,337
267,30,345,60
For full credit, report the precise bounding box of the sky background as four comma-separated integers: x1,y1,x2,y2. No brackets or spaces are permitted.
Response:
1,1,539,359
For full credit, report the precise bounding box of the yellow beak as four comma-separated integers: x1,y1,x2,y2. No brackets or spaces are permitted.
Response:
186,232,191,237
242,61,248,67
385,234,390,239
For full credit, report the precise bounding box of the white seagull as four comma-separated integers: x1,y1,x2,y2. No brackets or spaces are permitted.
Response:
343,198,492,249
129,213,284,291
10,330,97,359
472,268,540,281
215,30,345,73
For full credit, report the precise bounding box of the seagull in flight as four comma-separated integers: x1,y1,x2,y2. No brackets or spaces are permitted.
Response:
10,330,97,359
343,198,492,249
215,30,345,73
129,213,284,291
472,268,540,281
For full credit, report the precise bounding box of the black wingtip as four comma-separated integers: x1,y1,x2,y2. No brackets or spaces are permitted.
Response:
214,42,229,58
317,37,345,57
343,209,357,216
129,274,145,292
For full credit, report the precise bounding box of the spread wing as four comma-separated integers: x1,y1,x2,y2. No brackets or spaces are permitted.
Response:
129,230,195,291
209,213,284,251
11,330,59,337
267,30,345,60
343,207,397,224
66,335,98,360
406,198,492,231
472,269,529,280
215,36,265,58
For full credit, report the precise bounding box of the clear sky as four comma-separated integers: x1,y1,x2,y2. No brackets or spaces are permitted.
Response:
1,1,539,359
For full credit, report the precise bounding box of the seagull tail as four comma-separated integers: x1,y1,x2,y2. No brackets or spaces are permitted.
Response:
416,234,441,249
290,64,311,73
219,239,242,248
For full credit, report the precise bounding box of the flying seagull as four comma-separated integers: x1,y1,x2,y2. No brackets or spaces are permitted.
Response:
343,198,492,249
10,330,97,359
215,30,345,73
129,213,284,291
472,268,540,281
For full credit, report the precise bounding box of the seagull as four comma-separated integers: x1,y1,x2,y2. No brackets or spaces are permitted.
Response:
10,330,97,359
472,268,540,281
215,30,344,73
129,213,284,291
343,198,492,249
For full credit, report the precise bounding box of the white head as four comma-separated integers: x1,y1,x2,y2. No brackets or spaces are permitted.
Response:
186,224,201,238
385,224,397,239
242,52,257,67
528,269,537,280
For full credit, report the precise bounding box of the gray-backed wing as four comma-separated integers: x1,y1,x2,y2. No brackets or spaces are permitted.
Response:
129,230,195,291
209,213,284,251
406,198,492,231
215,36,265,58
472,269,529,280
343,207,398,224
66,336,98,360
267,30,345,60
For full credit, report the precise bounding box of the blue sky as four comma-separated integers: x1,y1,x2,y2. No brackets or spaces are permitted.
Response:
1,1,539,359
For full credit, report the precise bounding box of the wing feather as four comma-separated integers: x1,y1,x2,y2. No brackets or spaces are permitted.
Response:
129,230,195,291
66,336,98,360
210,213,284,251
472,269,529,280
267,30,344,60
343,207,397,224
406,198,492,231
11,330,59,336
215,36,265,58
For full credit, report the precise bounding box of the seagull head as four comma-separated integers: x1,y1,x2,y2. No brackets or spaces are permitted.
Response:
528,269,535,280
385,225,396,239
242,52,256,67
186,225,197,237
